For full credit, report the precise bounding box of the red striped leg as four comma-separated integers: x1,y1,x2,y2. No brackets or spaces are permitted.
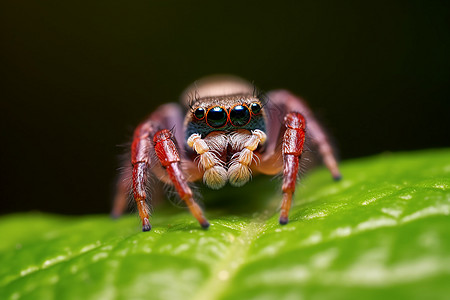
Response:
280,112,306,225
266,90,341,180
131,122,154,231
153,130,209,228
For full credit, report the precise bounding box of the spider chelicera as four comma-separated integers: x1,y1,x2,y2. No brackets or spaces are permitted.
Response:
112,75,341,231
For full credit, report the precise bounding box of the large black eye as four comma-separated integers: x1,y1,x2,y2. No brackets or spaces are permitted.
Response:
230,105,250,127
207,106,228,128
194,107,205,119
250,103,261,114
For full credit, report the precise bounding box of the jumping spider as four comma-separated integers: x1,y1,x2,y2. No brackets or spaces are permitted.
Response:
113,75,341,231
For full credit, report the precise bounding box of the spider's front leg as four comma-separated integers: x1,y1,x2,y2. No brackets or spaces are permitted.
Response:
280,112,306,224
113,103,207,231
130,121,153,231
256,90,342,225
153,129,210,229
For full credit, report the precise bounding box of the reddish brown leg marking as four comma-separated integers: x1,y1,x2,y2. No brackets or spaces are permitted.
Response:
153,130,210,228
131,122,154,231
280,112,306,225
261,90,341,181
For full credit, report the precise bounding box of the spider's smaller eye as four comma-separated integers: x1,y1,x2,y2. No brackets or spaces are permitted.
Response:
194,107,205,120
250,103,261,114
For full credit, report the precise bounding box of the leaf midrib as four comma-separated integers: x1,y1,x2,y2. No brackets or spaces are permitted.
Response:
193,215,268,300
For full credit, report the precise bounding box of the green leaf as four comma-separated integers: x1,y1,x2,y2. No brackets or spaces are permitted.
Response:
1,149,449,300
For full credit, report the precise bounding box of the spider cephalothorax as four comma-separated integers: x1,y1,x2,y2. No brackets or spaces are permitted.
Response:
184,91,268,189
113,75,341,231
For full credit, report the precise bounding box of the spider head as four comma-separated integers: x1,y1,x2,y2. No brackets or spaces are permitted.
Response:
186,95,266,138
183,75,267,139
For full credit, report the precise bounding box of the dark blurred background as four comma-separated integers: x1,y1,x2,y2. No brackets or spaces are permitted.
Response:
1,1,449,215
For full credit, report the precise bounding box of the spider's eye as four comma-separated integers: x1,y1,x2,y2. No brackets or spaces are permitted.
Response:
230,105,250,127
194,107,205,119
207,106,227,128
250,103,261,114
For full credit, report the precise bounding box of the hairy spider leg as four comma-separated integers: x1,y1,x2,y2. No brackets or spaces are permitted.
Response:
255,90,341,225
113,104,201,231
280,112,306,224
267,90,341,180
131,121,154,231
153,129,209,228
